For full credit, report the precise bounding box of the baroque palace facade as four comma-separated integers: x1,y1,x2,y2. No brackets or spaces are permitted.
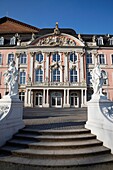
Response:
0,16,113,108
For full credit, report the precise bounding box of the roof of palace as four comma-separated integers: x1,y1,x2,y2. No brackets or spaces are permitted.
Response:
0,16,113,47
0,16,40,34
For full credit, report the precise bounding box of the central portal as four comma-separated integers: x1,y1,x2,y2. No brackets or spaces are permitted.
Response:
51,92,62,108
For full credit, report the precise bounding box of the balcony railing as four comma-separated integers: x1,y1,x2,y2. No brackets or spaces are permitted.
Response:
27,81,86,87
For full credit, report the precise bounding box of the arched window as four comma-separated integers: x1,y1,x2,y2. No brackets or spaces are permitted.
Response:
8,53,14,64
20,71,26,84
109,37,113,45
52,69,60,82
35,69,43,82
52,53,60,62
0,37,4,45
70,69,77,82
97,37,103,45
20,53,27,64
36,53,43,62
10,36,16,45
70,53,77,63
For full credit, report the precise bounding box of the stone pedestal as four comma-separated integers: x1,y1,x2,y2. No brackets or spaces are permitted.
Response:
85,94,113,153
0,95,25,147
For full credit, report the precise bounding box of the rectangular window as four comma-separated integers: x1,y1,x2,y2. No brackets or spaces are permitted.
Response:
52,69,60,82
70,70,78,82
8,54,14,64
87,70,92,85
111,54,113,64
20,53,27,64
0,54,2,64
20,72,26,84
35,69,43,82
98,54,105,64
86,53,92,64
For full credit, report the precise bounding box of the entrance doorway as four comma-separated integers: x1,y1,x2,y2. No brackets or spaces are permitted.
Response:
70,93,79,107
51,92,62,108
35,92,43,107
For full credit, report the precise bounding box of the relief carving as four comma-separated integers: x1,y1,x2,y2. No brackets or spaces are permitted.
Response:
36,35,76,47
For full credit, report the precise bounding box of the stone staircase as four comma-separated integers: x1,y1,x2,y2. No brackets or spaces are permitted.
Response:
0,126,113,170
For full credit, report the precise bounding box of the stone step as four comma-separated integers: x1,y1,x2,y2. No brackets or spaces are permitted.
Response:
0,153,113,168
6,138,103,149
19,128,91,135
14,133,96,141
1,145,110,159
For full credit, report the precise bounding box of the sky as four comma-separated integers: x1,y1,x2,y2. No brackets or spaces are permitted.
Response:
0,0,113,35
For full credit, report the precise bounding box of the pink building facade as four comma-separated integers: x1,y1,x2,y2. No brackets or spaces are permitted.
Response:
0,17,113,107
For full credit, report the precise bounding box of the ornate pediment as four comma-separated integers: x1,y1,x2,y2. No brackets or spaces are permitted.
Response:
36,34,76,47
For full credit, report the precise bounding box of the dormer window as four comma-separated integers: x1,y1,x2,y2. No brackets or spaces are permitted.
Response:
10,36,16,45
0,37,4,45
97,37,103,45
109,37,113,45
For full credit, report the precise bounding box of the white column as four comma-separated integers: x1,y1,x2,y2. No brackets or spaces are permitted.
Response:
63,89,66,107
94,53,98,66
47,89,49,104
81,89,84,107
50,69,52,83
67,89,70,105
24,89,28,106
84,89,87,105
28,90,31,106
80,53,84,82
30,53,34,82
64,52,68,82
46,53,49,79
15,53,20,69
31,91,33,107
43,89,45,106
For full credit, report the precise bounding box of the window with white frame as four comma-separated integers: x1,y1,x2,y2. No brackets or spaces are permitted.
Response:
98,54,105,64
70,53,77,63
19,92,25,102
20,53,27,64
87,70,92,85
70,69,78,83
109,37,113,45
20,71,26,84
97,37,103,45
35,69,43,82
10,36,16,45
86,53,92,64
0,37,4,45
8,53,14,64
111,54,113,64
52,69,60,82
36,53,43,62
102,70,108,85
52,53,60,62
0,54,2,64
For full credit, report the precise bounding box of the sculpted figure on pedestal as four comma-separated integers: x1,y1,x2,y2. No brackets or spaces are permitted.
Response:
90,64,107,95
3,60,19,96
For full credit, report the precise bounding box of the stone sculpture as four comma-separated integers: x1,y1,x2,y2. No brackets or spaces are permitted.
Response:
90,64,107,95
3,60,18,97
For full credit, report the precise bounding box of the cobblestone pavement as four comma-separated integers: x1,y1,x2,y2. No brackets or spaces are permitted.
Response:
23,108,87,130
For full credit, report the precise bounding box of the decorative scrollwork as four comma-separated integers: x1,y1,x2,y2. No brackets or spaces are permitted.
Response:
0,105,10,119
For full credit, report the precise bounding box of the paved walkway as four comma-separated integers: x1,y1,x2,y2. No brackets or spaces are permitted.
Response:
23,108,87,130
